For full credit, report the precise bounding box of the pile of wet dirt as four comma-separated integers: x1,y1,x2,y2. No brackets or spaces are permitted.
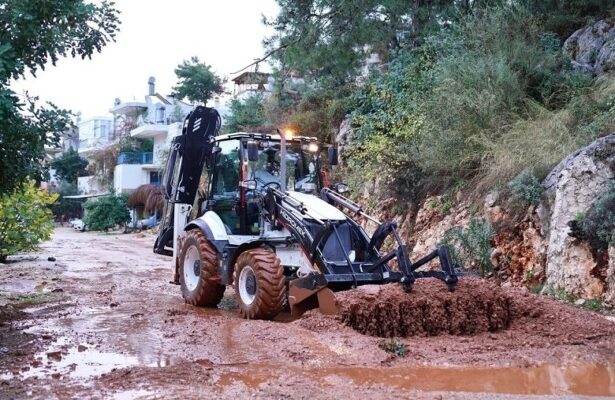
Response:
336,279,513,337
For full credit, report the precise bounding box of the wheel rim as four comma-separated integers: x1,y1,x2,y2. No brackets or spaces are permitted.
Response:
184,245,201,292
238,265,257,306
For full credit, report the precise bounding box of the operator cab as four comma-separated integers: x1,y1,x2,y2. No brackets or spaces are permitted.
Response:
198,132,322,236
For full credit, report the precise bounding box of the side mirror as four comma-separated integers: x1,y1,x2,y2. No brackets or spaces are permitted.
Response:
328,146,338,166
240,179,257,191
211,145,222,154
247,141,259,162
335,183,349,194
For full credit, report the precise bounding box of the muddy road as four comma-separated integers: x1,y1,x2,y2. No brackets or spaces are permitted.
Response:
1,228,615,399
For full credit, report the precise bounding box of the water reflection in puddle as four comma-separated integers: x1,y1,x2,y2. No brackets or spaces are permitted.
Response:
15,345,140,380
217,362,615,396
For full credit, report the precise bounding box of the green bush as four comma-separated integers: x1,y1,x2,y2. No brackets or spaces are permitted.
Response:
439,218,494,277
83,191,130,231
570,184,615,249
0,181,58,262
508,170,545,205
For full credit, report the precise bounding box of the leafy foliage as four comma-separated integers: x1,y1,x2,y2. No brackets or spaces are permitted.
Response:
570,184,615,249
508,170,545,205
83,191,130,231
49,148,88,184
344,4,613,195
287,88,350,142
378,338,408,357
346,46,432,195
225,94,267,133
88,144,120,188
264,0,496,86
0,181,58,262
439,219,494,277
0,0,119,194
173,57,224,104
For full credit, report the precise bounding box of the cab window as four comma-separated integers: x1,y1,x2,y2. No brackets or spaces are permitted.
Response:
210,139,241,233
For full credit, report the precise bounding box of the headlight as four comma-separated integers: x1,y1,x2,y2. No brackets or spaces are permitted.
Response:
307,143,319,153
335,183,350,194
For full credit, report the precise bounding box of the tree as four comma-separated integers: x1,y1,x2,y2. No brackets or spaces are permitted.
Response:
0,181,58,262
0,0,120,194
261,0,497,87
173,57,224,104
83,191,131,231
225,94,267,132
50,148,89,184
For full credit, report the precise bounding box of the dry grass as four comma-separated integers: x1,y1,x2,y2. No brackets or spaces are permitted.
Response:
476,75,615,192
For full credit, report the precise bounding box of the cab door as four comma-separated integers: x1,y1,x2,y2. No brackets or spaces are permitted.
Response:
208,139,241,234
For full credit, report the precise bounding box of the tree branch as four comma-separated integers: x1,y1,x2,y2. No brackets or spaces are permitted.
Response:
231,38,301,75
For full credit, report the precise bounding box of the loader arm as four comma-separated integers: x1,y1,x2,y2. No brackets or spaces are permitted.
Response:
154,106,221,256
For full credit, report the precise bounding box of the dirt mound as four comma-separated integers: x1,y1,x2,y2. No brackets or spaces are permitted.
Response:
336,279,513,337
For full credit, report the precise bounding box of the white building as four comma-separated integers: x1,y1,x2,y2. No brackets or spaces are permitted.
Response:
77,116,113,152
78,76,235,195
107,77,191,194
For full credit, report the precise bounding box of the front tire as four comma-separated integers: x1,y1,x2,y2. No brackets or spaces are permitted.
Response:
234,249,285,320
179,230,225,306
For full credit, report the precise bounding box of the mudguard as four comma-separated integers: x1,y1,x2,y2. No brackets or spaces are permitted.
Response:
184,211,229,252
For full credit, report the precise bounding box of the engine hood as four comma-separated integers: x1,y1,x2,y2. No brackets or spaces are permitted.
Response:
286,191,347,221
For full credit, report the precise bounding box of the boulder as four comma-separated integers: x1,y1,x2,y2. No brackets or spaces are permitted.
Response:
543,134,615,298
563,19,615,75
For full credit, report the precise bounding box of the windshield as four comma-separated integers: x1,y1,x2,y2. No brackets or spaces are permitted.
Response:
247,141,319,193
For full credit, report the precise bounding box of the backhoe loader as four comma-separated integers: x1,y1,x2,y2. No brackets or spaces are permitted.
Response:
154,106,460,319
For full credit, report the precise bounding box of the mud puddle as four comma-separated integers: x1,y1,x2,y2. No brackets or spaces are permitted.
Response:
3,336,139,380
219,362,615,396
3,335,179,381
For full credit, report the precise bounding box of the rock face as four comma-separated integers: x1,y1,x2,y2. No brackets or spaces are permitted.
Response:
605,245,615,307
563,19,615,75
543,134,615,298
335,116,354,166
410,196,470,263
402,134,613,301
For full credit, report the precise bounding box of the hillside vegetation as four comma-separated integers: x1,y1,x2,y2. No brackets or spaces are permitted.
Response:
230,1,614,201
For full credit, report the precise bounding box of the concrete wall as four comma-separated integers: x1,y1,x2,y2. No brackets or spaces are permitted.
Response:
151,123,182,166
78,175,106,195
113,164,150,194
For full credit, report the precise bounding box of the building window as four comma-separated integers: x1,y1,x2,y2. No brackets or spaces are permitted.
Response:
150,171,161,185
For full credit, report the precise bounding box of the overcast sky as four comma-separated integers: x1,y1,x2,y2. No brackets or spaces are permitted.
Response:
10,0,279,119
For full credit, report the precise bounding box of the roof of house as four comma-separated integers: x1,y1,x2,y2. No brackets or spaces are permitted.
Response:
231,71,270,84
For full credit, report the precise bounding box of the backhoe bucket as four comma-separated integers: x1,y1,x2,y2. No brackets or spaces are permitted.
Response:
288,280,339,317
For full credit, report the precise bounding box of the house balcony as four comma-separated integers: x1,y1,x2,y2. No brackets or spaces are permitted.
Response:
110,102,147,116
117,152,153,165
131,123,169,139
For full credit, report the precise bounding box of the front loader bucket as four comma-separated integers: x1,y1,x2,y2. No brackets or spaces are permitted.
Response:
288,280,339,317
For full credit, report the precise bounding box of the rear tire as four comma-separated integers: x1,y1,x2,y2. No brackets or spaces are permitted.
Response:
179,229,225,306
234,249,285,320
